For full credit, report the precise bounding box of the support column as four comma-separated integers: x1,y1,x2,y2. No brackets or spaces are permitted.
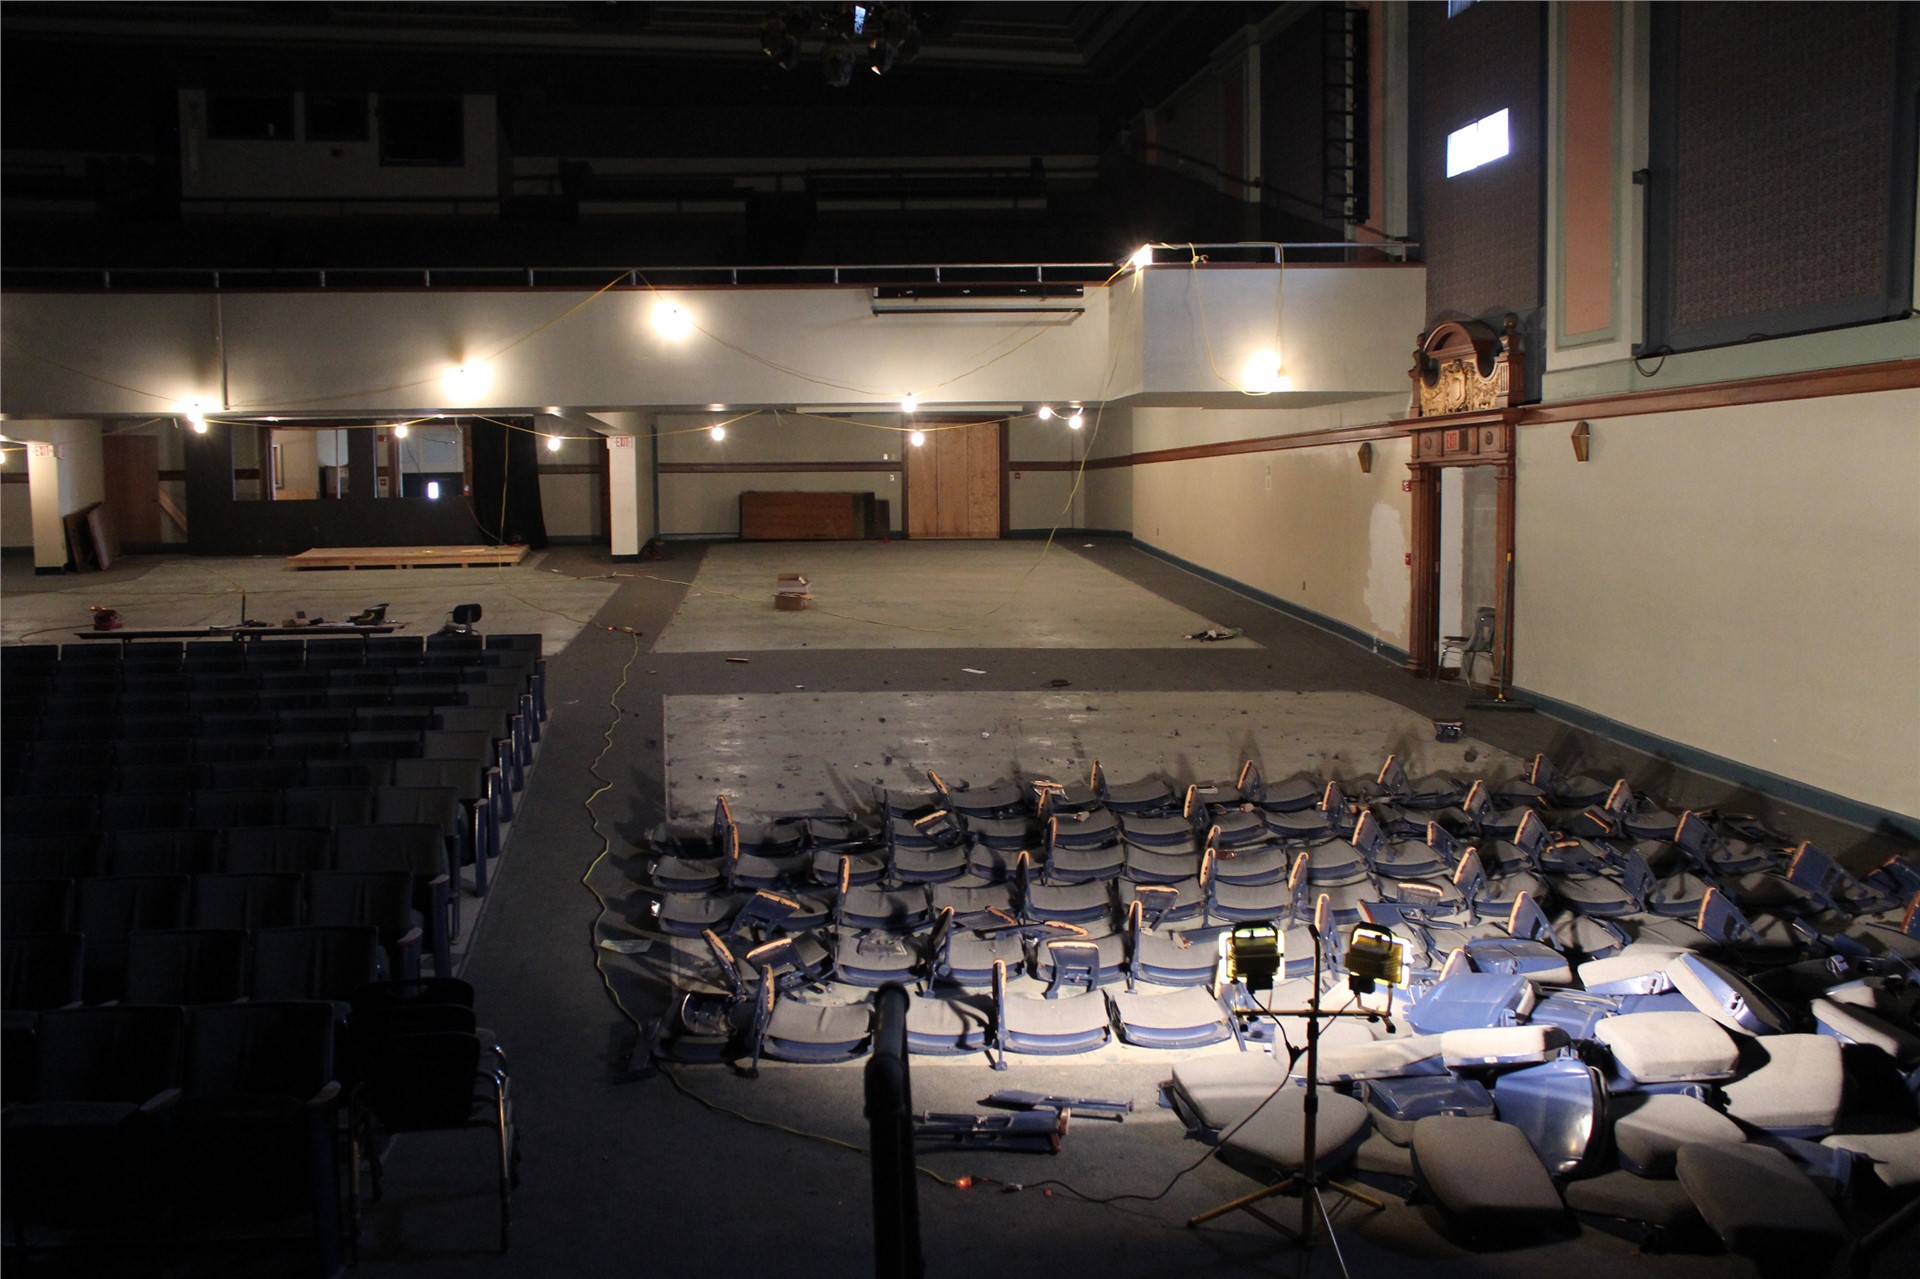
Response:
606,434,642,559
25,440,67,573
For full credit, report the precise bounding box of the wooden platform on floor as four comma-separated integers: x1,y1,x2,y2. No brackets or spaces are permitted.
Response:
287,544,529,570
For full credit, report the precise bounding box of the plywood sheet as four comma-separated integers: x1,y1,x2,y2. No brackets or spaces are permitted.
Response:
287,544,529,570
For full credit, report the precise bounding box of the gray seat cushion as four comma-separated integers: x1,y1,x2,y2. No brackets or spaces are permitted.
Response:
1563,1169,1701,1228
1719,1034,1844,1137
1108,986,1229,1037
1611,1093,1744,1177
1674,1141,1845,1255
1411,1117,1565,1229
1221,1087,1370,1173
1821,1127,1920,1189
1593,1011,1738,1084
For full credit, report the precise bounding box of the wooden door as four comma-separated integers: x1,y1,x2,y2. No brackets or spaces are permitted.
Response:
101,434,161,549
905,420,1001,538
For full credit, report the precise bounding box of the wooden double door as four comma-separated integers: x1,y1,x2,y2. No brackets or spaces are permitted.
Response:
904,419,1002,539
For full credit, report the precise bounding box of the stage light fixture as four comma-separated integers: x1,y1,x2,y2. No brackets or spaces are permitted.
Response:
710,424,727,442
908,430,925,447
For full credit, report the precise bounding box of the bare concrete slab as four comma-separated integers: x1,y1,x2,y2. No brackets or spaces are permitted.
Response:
652,540,1260,652
0,552,616,655
663,689,1523,820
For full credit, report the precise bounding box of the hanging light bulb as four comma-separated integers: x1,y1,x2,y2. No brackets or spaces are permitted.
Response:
908,430,926,447
900,393,918,414
179,399,210,433
1067,410,1085,429
442,363,491,402
710,424,727,442
546,435,562,453
1036,405,1054,421
392,423,409,439
1242,350,1286,394
1129,244,1156,270
653,301,694,340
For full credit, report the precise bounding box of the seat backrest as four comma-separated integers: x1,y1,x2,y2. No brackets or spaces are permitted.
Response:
360,1030,484,1129
105,828,219,876
3,792,100,834
371,785,459,833
185,1000,335,1100
281,785,375,829
220,825,332,875
30,1004,187,1104
350,976,476,1023
189,788,286,831
98,791,193,831
1,932,85,1011
248,925,382,1002
1,877,76,934
304,871,415,939
125,928,249,1005
192,871,304,930
332,823,446,878
76,875,193,946
1,831,102,882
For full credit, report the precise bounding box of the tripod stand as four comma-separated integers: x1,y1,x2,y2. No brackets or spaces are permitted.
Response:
1187,917,1384,1279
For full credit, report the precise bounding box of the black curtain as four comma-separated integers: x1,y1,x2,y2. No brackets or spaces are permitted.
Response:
468,418,549,549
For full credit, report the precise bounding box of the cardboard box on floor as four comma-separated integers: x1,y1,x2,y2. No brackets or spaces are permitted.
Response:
775,572,812,611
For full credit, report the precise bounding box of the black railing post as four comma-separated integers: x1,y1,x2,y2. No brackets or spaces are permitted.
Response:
864,983,923,1279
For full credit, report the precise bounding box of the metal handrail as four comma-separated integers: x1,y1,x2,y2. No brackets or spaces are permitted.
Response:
0,241,1417,294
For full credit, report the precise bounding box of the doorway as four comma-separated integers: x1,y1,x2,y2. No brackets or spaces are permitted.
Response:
904,419,1002,538
1405,412,1517,691
101,434,161,550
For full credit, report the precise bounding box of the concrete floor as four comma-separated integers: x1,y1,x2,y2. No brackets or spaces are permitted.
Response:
658,689,1521,820
653,540,1260,652
0,550,617,654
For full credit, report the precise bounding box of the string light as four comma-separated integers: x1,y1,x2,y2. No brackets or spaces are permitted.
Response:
547,435,563,453
908,430,925,447
1129,244,1156,270
1067,409,1084,429
392,423,410,439
1036,405,1055,421
710,424,727,442
900,393,918,414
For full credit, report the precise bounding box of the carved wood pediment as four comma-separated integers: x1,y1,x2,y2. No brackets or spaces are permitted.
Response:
1409,315,1524,418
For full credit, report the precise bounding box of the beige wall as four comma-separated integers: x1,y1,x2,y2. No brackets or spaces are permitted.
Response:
1514,389,1920,818
656,411,902,538
1,477,33,548
1129,398,1415,653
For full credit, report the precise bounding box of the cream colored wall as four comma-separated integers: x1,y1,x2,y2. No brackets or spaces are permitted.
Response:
536,433,602,539
1514,389,1920,818
1130,400,1415,652
0,267,1419,419
1,478,33,548
657,411,903,537
1007,414,1085,530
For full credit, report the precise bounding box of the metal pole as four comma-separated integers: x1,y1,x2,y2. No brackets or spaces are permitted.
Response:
864,984,924,1279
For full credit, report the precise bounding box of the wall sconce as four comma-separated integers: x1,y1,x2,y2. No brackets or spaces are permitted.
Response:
1571,421,1591,463
1357,442,1374,474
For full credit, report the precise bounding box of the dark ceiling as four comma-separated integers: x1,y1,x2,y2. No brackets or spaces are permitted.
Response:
1,2,1308,269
